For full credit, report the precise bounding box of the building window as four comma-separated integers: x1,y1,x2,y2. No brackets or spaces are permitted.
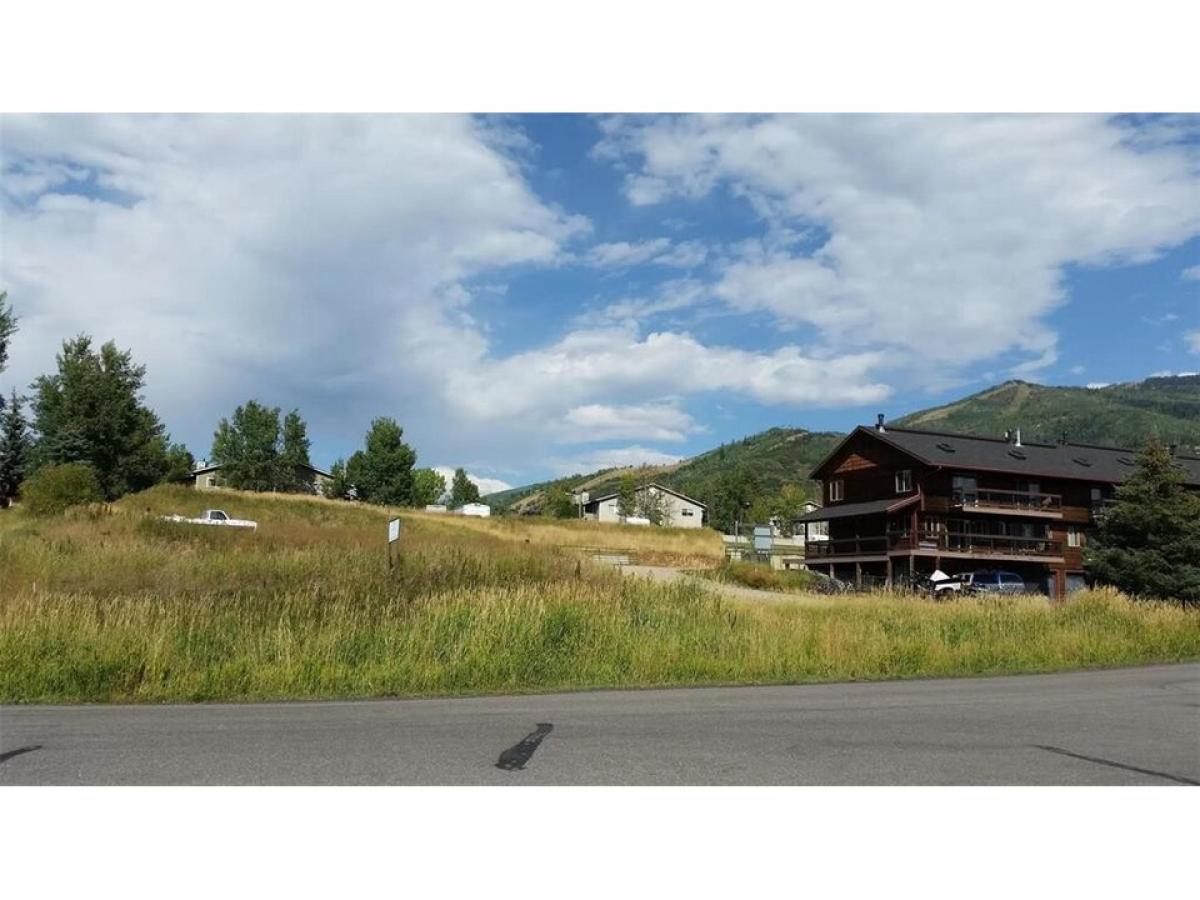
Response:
828,480,844,502
681,508,694,517
895,469,912,493
1067,526,1083,548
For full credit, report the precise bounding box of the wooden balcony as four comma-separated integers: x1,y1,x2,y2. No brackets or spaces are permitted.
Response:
806,531,1064,561
952,488,1062,518
888,530,1063,558
804,536,889,558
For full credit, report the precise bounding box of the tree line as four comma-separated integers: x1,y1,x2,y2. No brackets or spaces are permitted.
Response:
0,292,479,511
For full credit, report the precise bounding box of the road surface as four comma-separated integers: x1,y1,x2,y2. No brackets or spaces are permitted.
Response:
1,664,1197,785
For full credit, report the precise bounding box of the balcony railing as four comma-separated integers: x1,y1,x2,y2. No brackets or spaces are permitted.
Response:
804,536,889,558
952,488,1062,513
806,531,1063,559
888,529,1062,557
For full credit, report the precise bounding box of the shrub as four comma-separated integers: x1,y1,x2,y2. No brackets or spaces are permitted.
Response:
20,462,103,516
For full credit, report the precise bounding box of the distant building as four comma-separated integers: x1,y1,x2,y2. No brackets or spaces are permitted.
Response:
458,502,491,518
192,461,333,494
424,504,448,513
582,482,707,528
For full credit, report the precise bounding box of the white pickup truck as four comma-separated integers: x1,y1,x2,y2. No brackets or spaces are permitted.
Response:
162,509,258,531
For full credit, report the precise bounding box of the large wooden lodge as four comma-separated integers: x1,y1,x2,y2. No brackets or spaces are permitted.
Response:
795,416,1200,598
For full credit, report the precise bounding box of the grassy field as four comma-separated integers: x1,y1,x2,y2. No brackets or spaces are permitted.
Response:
696,560,820,593
1,485,1198,703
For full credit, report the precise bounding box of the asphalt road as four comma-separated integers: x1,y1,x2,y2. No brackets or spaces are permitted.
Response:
1,664,1197,785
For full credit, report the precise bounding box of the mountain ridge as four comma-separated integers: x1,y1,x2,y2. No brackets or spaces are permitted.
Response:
486,374,1200,523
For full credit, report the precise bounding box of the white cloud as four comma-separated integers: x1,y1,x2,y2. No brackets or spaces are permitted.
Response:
598,114,1200,381
1186,331,1200,354
548,446,684,476
0,115,588,470
1070,365,1086,375
430,466,512,498
584,237,707,269
1,115,897,480
443,325,892,430
1182,265,1200,281
561,401,698,443
585,238,671,267
1086,382,1112,389
582,278,709,325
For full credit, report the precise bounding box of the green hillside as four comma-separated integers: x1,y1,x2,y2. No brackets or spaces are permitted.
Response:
895,376,1200,449
488,374,1200,529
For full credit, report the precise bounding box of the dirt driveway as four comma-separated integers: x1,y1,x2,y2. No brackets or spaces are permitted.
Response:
618,564,829,606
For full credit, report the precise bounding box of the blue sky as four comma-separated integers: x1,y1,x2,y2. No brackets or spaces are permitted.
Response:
2,114,1198,491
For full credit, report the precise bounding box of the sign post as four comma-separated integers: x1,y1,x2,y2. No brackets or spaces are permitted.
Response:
387,517,402,570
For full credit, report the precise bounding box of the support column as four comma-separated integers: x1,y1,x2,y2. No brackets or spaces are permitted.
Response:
855,561,862,589
886,556,894,589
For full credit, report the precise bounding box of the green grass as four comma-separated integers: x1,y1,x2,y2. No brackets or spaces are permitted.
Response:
1,485,1198,703
695,560,820,593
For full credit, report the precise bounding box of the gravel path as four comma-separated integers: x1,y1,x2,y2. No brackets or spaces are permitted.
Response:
618,564,828,605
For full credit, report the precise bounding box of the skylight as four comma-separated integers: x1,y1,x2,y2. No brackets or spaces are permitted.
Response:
936,442,956,453
1072,456,1092,467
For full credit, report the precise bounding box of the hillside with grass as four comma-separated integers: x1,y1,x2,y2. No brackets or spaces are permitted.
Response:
895,376,1200,449
491,374,1200,520
2,485,1197,703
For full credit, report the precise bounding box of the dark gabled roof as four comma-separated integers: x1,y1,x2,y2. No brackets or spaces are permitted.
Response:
586,481,708,509
794,494,919,523
192,461,333,479
813,425,1200,487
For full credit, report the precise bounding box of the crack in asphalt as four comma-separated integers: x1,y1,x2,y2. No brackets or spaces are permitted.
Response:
0,745,42,765
496,724,553,771
1033,745,1198,786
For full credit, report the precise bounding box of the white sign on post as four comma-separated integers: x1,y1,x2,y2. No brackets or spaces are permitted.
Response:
387,517,401,571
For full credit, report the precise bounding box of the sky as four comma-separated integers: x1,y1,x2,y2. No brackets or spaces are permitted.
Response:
2,114,1198,493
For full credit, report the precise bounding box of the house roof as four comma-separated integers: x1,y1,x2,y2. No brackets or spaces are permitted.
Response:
586,481,709,509
192,461,333,479
811,425,1200,487
794,494,919,523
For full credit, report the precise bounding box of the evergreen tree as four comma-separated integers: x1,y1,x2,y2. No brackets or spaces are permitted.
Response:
30,335,171,499
346,418,416,505
449,467,481,507
162,442,196,483
0,290,15,374
0,389,31,507
616,473,637,518
322,459,354,500
280,409,313,491
411,467,447,507
211,400,285,491
1086,435,1200,604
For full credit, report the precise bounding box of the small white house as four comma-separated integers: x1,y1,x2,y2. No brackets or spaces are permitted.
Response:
458,502,491,518
424,504,448,513
582,482,707,528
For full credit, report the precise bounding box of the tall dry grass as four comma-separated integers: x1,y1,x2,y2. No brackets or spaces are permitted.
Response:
1,485,1197,703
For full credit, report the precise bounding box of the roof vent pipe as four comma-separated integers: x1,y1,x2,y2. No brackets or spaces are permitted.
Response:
876,413,885,432
1014,429,1022,447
